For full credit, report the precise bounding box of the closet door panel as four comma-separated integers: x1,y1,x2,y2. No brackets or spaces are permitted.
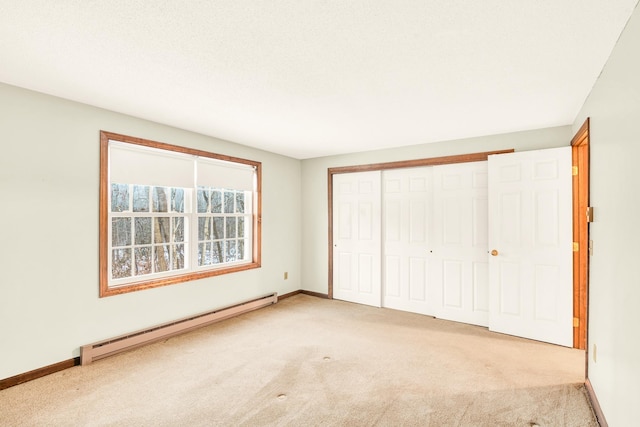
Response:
431,162,490,327
333,171,382,307
382,167,433,315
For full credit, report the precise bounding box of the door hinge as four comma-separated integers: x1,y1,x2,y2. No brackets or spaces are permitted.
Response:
573,242,579,252
573,317,580,328
572,166,578,176
586,206,594,222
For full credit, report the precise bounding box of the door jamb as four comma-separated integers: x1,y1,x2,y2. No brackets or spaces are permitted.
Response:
571,118,590,350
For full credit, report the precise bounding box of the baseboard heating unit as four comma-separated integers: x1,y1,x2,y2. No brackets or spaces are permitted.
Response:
81,292,278,365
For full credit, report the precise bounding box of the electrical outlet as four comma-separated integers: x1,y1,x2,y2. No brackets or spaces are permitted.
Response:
284,272,288,280
593,344,597,363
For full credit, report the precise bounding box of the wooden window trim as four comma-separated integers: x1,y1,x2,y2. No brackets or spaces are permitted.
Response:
326,149,514,299
99,130,262,297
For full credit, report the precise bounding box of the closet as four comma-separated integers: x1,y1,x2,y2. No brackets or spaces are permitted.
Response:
331,147,573,347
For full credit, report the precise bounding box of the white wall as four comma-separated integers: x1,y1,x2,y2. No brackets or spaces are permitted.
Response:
0,83,301,379
573,3,640,425
300,126,572,295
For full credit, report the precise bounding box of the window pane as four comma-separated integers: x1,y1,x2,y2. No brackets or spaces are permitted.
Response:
224,191,235,213
154,245,170,272
212,217,224,239
112,217,131,247
226,217,237,238
133,185,150,212
154,217,171,244
173,244,185,269
171,188,184,213
198,242,211,266
197,187,209,213
238,239,245,260
212,241,223,264
198,217,211,241
112,248,132,279
211,190,222,213
226,240,237,262
235,192,245,213
111,184,130,212
173,217,184,243
152,186,169,212
238,217,245,238
134,247,152,275
134,217,152,245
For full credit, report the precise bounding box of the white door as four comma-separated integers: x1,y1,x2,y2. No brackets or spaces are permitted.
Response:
382,167,433,315
333,171,382,307
431,162,490,327
488,147,573,346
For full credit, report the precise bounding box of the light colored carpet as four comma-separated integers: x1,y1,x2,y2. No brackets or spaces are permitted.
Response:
0,294,595,426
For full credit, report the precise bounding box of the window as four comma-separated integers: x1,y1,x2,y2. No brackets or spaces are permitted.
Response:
100,131,261,297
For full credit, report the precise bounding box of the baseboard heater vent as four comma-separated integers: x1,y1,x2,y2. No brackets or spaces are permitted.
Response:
81,292,278,365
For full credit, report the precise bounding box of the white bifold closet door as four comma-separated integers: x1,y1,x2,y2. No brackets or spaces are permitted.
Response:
382,167,433,315
334,164,490,324
332,171,382,307
431,162,490,327
332,147,573,347
488,147,573,347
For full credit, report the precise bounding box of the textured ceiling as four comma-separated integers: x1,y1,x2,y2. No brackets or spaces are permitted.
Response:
0,1,638,159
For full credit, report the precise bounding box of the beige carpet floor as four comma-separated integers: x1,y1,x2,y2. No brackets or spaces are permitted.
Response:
0,294,595,426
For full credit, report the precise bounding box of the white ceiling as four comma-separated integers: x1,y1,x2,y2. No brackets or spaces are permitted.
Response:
0,1,637,159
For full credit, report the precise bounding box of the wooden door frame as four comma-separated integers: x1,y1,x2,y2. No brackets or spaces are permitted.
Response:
571,118,590,350
327,149,513,299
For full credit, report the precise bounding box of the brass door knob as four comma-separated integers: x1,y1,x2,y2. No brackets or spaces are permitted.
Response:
491,249,499,256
